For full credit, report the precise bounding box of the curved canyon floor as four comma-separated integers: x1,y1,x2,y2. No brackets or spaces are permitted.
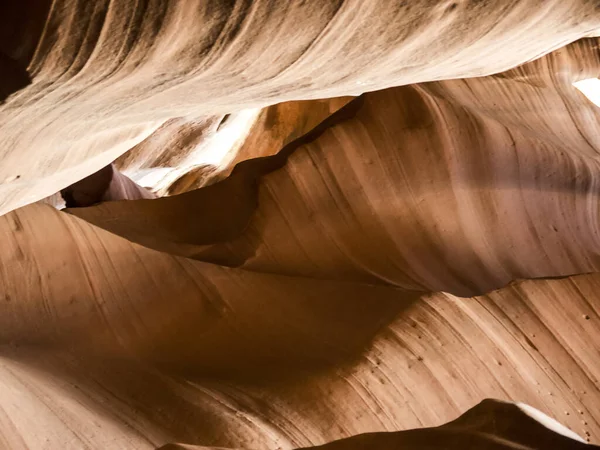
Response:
2,1,600,449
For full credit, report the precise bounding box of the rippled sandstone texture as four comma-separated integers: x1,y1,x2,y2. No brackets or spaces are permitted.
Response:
2,1,600,449
2,0,600,214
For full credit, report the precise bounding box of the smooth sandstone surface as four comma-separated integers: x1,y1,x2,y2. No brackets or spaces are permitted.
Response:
2,2,600,450
1,0,600,214
69,39,600,296
1,204,600,449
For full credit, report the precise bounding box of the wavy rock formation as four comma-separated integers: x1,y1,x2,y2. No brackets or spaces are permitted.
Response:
67,38,600,297
1,0,600,214
160,400,595,449
2,204,600,449
113,97,351,196
2,2,600,450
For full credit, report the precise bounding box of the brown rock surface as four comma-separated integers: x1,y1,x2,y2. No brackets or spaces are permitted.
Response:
67,39,600,296
61,163,156,207
1,0,600,213
160,401,595,449
2,2,600,449
2,204,600,449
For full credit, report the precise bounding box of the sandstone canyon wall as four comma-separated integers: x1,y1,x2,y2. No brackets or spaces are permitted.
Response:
2,1,600,449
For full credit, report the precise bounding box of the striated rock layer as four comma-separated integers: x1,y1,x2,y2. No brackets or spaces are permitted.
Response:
1,0,600,214
69,39,600,296
1,204,600,448
2,2,600,450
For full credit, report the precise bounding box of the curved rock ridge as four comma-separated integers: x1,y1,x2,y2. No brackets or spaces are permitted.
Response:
160,400,596,449
424,38,600,160
3,3,600,449
112,97,351,196
1,0,600,214
67,38,600,296
0,203,600,448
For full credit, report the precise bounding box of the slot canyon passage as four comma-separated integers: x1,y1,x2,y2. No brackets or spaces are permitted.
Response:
5,1,600,449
